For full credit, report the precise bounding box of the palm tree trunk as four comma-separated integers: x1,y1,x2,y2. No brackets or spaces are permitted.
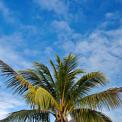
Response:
56,112,68,122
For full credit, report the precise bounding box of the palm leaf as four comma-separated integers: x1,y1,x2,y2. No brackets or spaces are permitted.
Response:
25,87,59,110
51,54,84,100
0,110,49,122
33,62,55,86
62,54,84,101
80,87,122,110
33,62,56,97
19,69,54,93
70,72,107,99
71,108,112,122
19,69,43,86
50,59,58,80
0,60,33,94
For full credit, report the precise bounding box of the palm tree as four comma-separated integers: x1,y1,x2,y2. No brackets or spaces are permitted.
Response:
0,54,122,122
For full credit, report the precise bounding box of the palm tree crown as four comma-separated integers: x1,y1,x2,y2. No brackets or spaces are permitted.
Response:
0,54,122,122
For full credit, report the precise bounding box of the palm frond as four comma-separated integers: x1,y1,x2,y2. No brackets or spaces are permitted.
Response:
62,54,84,100
19,69,51,91
56,55,62,66
80,87,122,110
51,54,84,100
0,110,49,122
33,62,55,86
33,62,56,97
71,72,107,99
19,69,42,86
63,54,84,86
25,87,59,110
50,59,58,80
63,54,78,72
0,60,33,94
71,108,112,122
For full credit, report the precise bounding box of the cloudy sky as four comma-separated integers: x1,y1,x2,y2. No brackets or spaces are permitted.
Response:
0,0,122,121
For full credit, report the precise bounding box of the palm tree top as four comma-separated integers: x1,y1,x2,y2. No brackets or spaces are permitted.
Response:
0,54,122,122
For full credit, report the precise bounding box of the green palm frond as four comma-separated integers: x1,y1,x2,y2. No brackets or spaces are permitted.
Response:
51,54,84,100
0,110,49,122
80,87,122,110
63,54,78,73
0,60,33,94
19,69,42,86
50,59,58,80
33,62,55,85
33,62,56,97
25,87,59,109
71,72,107,99
19,69,56,97
71,108,112,122
0,60,17,76
63,54,84,92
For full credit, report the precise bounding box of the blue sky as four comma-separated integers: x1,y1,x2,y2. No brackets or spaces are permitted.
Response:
0,0,122,121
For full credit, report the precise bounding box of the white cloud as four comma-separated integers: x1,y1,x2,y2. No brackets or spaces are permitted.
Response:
0,92,25,119
56,25,122,77
33,0,68,16
0,46,31,69
52,20,82,45
0,33,31,69
52,20,72,32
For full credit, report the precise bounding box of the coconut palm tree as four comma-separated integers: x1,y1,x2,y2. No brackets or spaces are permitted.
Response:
0,54,122,122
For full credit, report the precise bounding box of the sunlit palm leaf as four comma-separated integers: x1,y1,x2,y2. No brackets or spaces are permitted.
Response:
25,87,59,110
19,69,55,95
0,110,49,122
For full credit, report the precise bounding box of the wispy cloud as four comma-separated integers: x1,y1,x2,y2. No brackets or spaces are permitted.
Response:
52,18,122,76
52,20,82,43
60,27,122,77
33,0,68,16
52,19,122,90
0,33,31,69
0,91,25,119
